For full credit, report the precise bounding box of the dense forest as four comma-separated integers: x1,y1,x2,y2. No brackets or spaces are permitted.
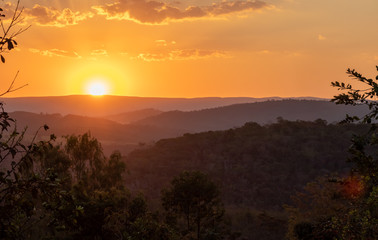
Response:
124,119,366,239
126,119,362,208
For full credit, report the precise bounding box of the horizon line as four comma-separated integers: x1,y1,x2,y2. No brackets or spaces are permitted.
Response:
0,94,330,100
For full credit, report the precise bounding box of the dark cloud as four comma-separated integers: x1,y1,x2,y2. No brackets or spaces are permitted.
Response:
24,4,93,27
93,0,269,24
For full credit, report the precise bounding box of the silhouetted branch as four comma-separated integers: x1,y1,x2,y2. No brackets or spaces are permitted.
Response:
0,0,31,62
0,71,28,97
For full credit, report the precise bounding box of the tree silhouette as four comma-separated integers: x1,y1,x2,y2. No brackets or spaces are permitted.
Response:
284,66,378,239
0,0,29,96
162,171,225,240
0,0,29,63
331,66,378,188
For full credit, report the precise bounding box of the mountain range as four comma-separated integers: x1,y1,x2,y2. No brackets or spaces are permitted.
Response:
3,96,368,155
0,95,325,116
134,99,368,132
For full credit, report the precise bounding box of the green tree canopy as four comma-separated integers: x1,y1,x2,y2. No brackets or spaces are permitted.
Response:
162,171,225,240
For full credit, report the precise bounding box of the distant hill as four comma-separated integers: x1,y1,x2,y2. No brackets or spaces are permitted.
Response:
134,100,369,132
104,108,163,124
0,95,325,117
9,111,187,156
7,99,367,155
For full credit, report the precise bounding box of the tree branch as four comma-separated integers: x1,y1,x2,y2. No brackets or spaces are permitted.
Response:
0,71,28,97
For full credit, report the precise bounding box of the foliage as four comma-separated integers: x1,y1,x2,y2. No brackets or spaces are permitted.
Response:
285,177,348,240
330,66,378,239
331,67,378,188
0,0,29,64
0,101,61,239
0,98,166,239
162,171,227,240
286,66,378,240
124,119,365,239
126,119,362,207
0,0,28,96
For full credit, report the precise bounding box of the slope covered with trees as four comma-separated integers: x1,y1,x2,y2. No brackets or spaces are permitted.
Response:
125,119,362,208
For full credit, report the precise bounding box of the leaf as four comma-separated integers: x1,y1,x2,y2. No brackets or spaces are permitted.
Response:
50,134,56,141
1,55,5,63
10,148,17,158
7,40,14,50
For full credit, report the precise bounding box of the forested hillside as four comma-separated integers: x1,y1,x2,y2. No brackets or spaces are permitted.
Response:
124,119,366,238
126,119,361,206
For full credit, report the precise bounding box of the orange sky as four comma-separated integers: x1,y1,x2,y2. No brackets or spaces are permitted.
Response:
1,0,377,98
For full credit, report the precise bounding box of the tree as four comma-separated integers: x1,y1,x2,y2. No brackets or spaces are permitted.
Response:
161,171,225,240
65,132,105,188
330,66,378,239
285,176,349,240
331,66,378,187
285,66,378,240
0,103,63,239
0,0,29,63
0,0,29,97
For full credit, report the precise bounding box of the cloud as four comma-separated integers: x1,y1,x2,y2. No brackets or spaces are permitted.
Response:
0,2,16,19
91,49,108,56
257,50,271,54
135,49,229,61
205,0,268,15
93,0,270,24
256,49,302,57
29,48,81,58
23,4,93,27
155,39,176,47
318,34,326,40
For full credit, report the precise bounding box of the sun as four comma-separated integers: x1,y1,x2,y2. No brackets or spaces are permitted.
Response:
86,80,109,96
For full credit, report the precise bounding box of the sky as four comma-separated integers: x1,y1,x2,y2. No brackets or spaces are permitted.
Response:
1,0,377,98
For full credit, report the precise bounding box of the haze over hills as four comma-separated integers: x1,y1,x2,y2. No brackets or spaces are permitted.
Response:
9,111,186,155
0,95,325,116
104,108,163,124
7,99,368,156
134,100,369,132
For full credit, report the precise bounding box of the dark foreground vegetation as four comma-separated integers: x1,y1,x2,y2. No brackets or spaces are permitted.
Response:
1,101,377,239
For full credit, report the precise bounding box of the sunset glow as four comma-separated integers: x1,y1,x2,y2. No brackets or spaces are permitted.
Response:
87,80,109,96
0,0,376,98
